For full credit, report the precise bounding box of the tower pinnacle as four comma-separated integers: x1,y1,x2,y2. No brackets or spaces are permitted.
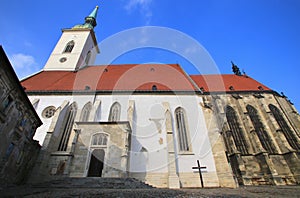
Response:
231,61,242,76
73,6,99,29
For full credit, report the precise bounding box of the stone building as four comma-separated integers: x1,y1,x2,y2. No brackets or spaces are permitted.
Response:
19,6,300,188
191,72,300,186
0,46,42,185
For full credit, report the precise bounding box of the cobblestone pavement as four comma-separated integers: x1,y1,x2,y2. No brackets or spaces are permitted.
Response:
0,185,299,197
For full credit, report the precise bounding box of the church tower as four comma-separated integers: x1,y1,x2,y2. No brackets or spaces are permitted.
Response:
43,6,100,71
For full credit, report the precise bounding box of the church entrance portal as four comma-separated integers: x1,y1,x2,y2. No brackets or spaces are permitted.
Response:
87,149,105,177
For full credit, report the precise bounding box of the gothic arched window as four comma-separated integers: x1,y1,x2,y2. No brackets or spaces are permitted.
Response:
91,133,108,146
225,106,248,154
269,104,300,150
63,40,75,53
80,102,92,122
175,107,191,152
108,102,121,122
246,105,275,153
58,103,77,151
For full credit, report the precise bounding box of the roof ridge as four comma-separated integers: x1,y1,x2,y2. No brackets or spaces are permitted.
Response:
20,70,44,82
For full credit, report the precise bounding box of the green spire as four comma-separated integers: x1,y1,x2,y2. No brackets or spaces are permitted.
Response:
89,5,99,19
85,6,99,28
72,6,99,29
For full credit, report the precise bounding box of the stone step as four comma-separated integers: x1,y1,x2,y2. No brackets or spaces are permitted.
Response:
30,177,154,189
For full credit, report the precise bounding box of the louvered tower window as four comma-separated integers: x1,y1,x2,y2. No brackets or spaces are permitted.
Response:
246,105,275,153
64,41,75,53
58,103,77,151
269,104,300,150
225,106,248,154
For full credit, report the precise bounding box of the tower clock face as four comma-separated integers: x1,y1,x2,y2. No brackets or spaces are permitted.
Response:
59,57,67,63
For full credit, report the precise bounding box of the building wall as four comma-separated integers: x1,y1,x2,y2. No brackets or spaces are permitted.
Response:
26,87,300,188
0,47,42,185
202,91,300,186
27,93,222,188
43,30,98,71
201,95,237,188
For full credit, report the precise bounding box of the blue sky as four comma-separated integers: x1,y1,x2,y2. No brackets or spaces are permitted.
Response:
0,0,300,110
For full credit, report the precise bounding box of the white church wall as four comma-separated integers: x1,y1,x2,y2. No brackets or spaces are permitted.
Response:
29,95,71,144
29,93,216,181
80,33,98,67
91,94,216,175
169,96,217,174
96,96,129,122
29,94,96,144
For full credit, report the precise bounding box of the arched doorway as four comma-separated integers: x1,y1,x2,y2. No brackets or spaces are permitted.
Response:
87,149,105,177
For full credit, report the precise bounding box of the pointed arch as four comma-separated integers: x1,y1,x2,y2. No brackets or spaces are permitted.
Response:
58,102,77,151
246,105,275,153
175,107,191,152
91,133,109,146
80,102,92,122
108,102,121,122
269,104,300,150
63,40,75,53
225,106,248,154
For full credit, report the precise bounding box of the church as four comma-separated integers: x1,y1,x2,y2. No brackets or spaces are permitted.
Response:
20,6,300,188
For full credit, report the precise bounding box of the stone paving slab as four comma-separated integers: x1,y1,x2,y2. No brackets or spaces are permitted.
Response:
0,186,299,197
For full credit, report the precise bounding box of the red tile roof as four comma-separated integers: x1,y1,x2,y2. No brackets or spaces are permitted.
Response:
21,64,271,93
21,64,197,92
190,74,271,93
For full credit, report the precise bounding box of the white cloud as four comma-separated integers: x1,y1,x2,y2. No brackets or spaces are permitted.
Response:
9,53,39,79
124,0,153,25
10,53,35,69
125,0,152,11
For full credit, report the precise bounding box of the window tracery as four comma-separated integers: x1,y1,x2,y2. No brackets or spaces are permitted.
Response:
246,105,275,153
80,102,92,122
91,133,108,146
58,103,77,151
175,107,191,152
269,104,300,150
225,106,248,154
109,102,121,122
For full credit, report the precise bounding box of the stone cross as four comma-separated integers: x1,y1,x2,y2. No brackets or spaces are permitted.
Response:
192,160,207,188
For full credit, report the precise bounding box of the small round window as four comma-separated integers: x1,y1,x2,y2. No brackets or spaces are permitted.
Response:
42,106,56,118
59,57,67,63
